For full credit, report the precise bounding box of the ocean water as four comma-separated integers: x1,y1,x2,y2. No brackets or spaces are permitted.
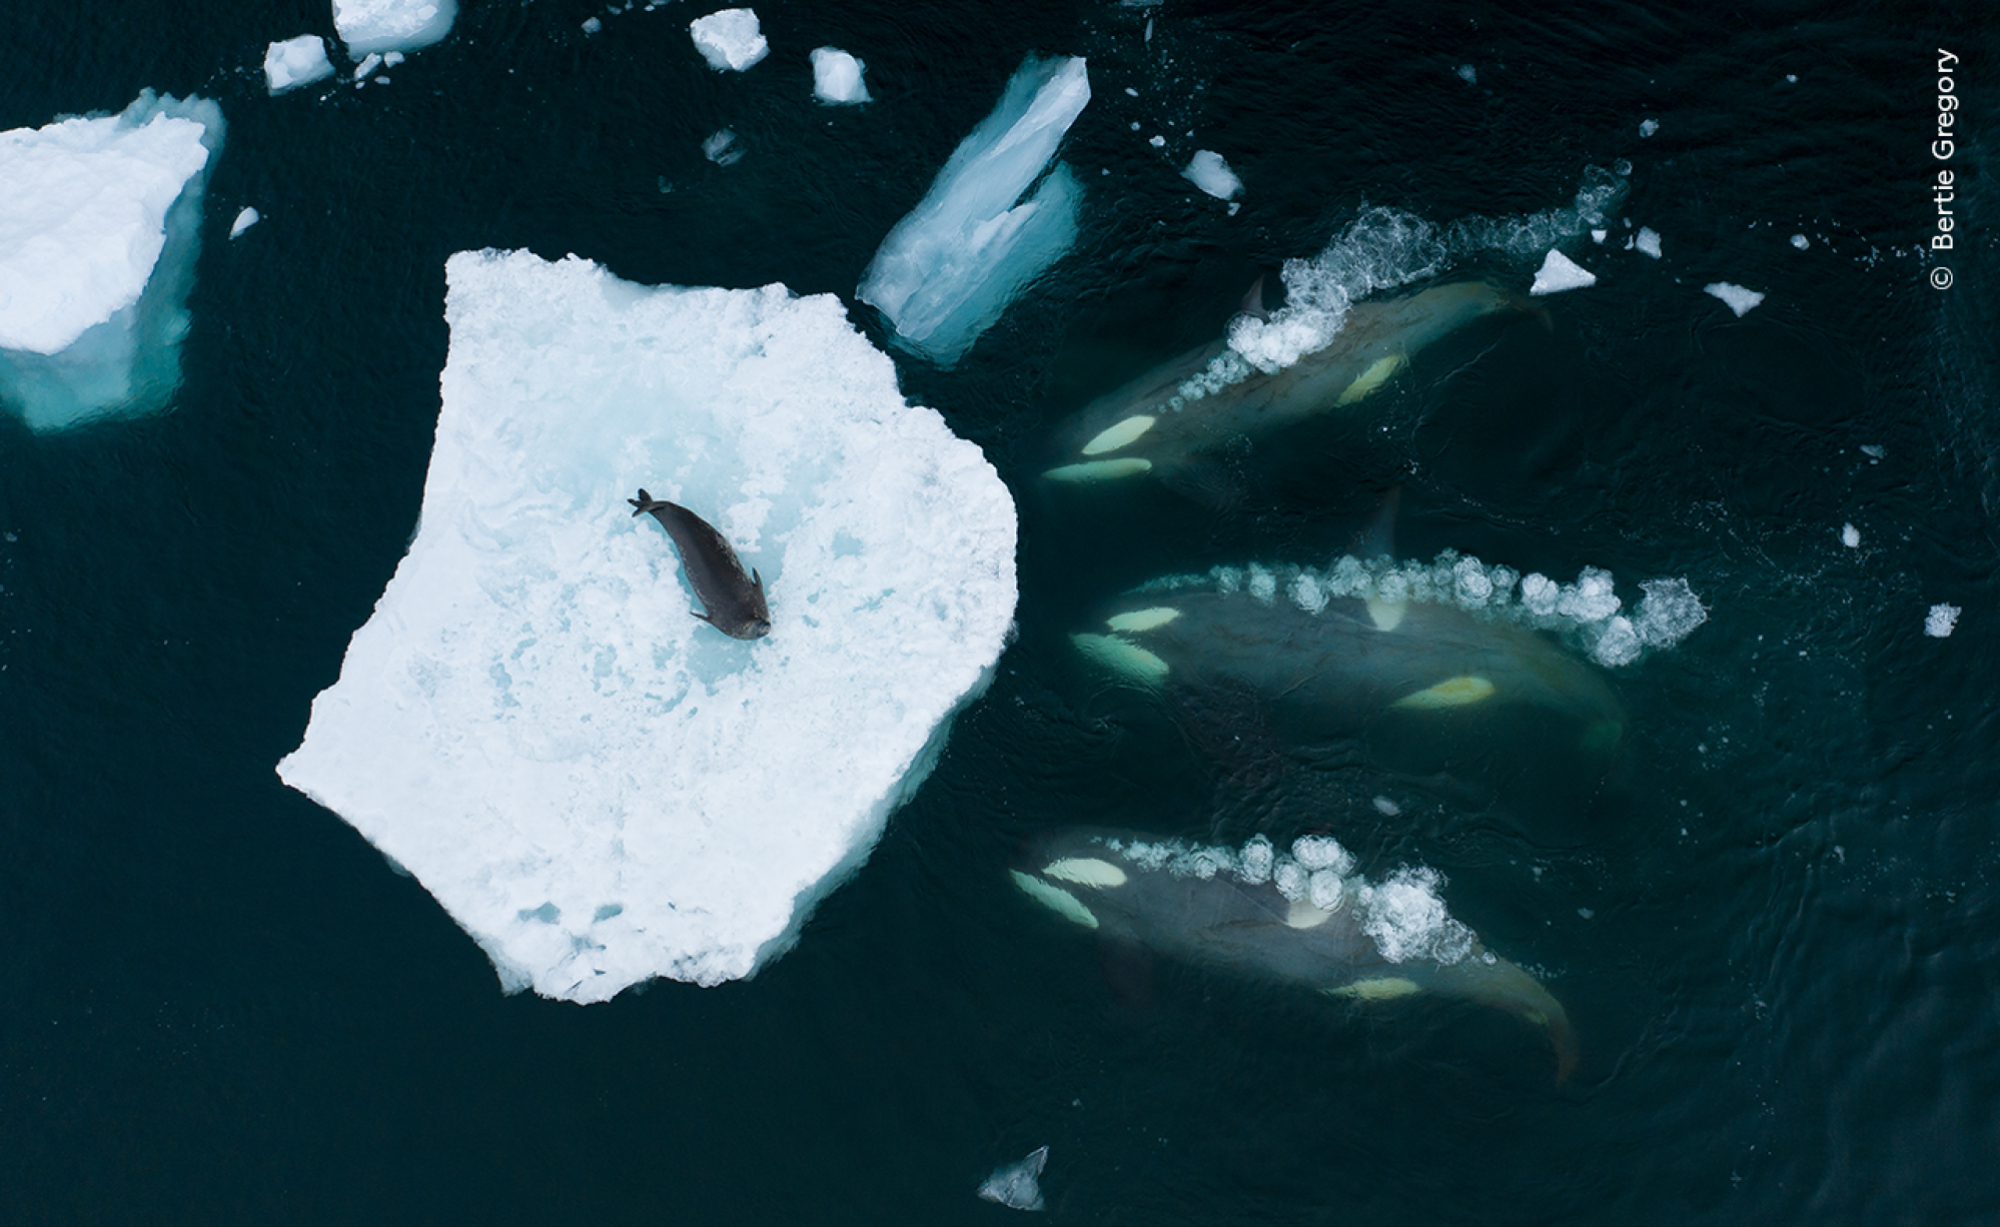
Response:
3,0,1996,1222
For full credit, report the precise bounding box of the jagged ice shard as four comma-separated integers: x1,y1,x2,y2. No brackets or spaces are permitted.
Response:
857,55,1089,367
0,92,222,432
277,249,1018,1003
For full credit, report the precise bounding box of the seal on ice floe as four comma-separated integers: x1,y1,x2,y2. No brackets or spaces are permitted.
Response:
628,489,772,640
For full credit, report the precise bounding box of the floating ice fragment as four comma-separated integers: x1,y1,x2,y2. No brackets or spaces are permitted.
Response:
1530,249,1597,295
1925,604,1960,638
333,0,457,55
1373,796,1401,816
690,9,768,70
1182,149,1242,201
1457,64,1477,84
1790,234,1809,249
701,129,741,165
979,1146,1048,1211
0,91,223,431
809,47,869,104
1840,523,1860,548
1590,228,1607,243
1148,134,1166,148
1860,444,1884,459
1635,227,1662,258
275,249,1017,1002
856,56,1089,367
1639,118,1659,137
229,206,260,238
263,35,334,93
352,53,383,80
1704,282,1765,316
582,16,602,32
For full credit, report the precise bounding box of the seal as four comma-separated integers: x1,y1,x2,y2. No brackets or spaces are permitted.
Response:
628,489,772,639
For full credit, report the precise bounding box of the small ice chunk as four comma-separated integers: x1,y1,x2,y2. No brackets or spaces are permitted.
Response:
1182,149,1241,201
1634,227,1662,258
1530,249,1597,295
1840,523,1860,548
1147,134,1166,148
856,56,1089,367
689,8,768,72
1456,64,1477,84
352,52,383,80
1590,228,1607,243
0,92,224,431
979,1146,1048,1212
701,129,741,165
1639,118,1659,137
1860,444,1884,459
275,250,1017,1002
1372,796,1400,816
229,206,260,238
1704,282,1765,316
1925,604,1960,638
1790,234,1809,249
809,47,869,104
263,35,334,93
1632,578,1708,647
582,16,602,32
333,0,457,55
384,51,405,66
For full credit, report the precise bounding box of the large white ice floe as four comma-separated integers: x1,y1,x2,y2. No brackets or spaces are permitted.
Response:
0,91,223,432
277,249,1018,1003
857,54,1090,367
332,0,457,56
264,35,335,93
690,9,769,72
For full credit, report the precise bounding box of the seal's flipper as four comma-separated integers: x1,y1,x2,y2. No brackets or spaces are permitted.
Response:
629,487,662,517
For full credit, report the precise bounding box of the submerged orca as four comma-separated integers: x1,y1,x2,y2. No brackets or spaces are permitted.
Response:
1011,826,1578,1081
1043,280,1538,493
629,489,772,640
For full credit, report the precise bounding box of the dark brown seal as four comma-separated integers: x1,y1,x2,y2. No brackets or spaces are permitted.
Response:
628,489,772,640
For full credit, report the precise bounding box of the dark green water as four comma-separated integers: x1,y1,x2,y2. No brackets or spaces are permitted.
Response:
3,0,1997,1222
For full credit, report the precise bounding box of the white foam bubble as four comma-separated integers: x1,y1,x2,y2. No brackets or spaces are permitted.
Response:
1632,578,1709,648
1237,835,1274,884
275,250,1016,1002
1358,867,1473,965
1292,834,1354,875
1308,869,1345,912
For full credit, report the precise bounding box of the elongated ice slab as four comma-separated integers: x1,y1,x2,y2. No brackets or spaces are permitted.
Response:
264,35,334,93
810,47,869,103
333,0,456,54
0,91,223,432
277,249,1018,1002
856,55,1090,367
690,9,768,72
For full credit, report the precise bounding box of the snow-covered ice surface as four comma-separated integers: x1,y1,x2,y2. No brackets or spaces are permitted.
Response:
0,91,223,432
263,35,334,93
333,0,456,55
1530,249,1597,295
857,55,1089,367
276,249,1018,1003
230,206,260,238
810,47,869,104
1705,282,1765,316
979,1146,1049,1211
1140,552,1707,668
690,9,769,72
1926,604,1960,638
1183,150,1241,201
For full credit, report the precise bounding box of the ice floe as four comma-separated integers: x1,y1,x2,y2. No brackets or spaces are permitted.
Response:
263,35,334,93
856,55,1089,367
229,206,260,238
1704,282,1765,316
0,91,223,432
978,1146,1049,1211
1634,227,1662,258
690,8,768,72
1183,149,1242,201
1530,249,1597,295
333,0,456,55
276,249,1017,1002
810,47,870,104
1926,604,1960,638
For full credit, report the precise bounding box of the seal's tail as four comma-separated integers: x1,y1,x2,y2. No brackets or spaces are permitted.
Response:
629,488,667,517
